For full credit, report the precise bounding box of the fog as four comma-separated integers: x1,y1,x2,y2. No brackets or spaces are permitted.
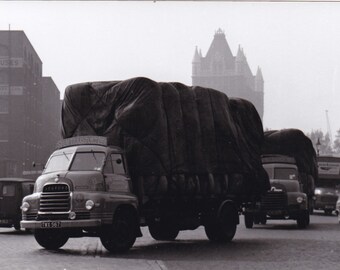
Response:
1,1,340,136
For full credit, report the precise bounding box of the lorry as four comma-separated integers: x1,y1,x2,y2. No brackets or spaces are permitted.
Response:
244,154,310,228
314,155,340,215
20,77,270,252
243,129,317,229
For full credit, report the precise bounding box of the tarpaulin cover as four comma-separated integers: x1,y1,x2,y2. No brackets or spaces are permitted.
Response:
261,129,318,195
61,77,269,199
229,98,271,196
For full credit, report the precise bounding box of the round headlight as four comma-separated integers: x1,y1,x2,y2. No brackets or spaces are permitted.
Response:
85,200,95,210
314,189,322,195
21,202,30,212
296,196,304,204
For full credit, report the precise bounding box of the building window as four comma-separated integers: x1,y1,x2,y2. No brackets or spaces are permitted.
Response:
0,70,8,84
0,45,8,56
0,99,8,113
0,123,8,140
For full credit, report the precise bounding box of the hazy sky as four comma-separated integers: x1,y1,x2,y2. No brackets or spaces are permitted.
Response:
1,1,340,141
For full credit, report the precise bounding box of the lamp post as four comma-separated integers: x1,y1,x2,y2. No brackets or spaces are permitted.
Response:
316,138,321,156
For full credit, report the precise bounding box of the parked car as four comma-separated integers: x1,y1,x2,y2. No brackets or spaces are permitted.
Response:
0,178,35,230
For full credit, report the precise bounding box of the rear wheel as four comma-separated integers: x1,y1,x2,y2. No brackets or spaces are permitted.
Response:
259,213,267,225
244,213,254,229
205,202,237,242
148,221,179,241
100,209,137,253
34,229,69,250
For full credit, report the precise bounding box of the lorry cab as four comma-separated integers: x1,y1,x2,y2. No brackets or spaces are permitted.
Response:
0,178,35,230
21,136,140,252
244,155,310,229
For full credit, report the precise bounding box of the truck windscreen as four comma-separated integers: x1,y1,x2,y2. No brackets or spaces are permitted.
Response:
44,152,73,173
70,152,105,171
274,168,298,180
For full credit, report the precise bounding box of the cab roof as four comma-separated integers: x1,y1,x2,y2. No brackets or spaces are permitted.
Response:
56,136,123,152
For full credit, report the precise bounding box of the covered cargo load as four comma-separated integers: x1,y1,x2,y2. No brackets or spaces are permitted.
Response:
61,77,269,201
229,98,270,200
261,128,318,196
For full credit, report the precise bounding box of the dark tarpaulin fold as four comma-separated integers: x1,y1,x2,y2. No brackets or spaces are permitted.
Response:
61,77,269,200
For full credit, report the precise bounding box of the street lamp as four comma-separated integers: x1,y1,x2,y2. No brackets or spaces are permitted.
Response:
316,138,321,156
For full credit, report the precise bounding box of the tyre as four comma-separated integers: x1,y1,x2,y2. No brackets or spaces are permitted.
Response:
244,213,254,229
205,202,237,242
148,221,179,241
297,210,310,229
100,209,137,253
34,229,69,250
259,214,267,225
308,199,314,215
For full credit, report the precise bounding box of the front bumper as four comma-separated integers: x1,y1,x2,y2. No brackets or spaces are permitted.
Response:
20,219,101,229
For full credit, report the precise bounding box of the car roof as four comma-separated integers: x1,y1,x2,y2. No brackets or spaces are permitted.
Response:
0,178,35,183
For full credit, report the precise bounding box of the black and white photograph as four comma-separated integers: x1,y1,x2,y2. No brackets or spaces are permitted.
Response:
0,1,340,269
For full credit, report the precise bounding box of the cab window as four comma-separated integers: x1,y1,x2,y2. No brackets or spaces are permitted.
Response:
111,154,125,174
103,153,126,174
2,184,15,196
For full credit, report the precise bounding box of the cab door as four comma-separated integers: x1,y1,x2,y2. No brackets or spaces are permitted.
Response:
103,153,131,194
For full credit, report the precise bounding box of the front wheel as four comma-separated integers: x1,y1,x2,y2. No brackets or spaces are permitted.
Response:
205,202,237,242
297,210,310,229
34,229,69,250
14,221,21,231
100,210,137,253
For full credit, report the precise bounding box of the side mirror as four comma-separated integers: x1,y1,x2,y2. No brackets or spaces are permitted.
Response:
32,162,36,168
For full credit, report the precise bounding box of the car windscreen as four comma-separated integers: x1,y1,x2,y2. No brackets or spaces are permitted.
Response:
2,184,15,196
70,152,106,171
43,152,73,174
274,168,298,180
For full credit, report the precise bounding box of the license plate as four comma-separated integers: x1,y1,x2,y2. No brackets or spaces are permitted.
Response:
325,205,334,209
41,221,61,228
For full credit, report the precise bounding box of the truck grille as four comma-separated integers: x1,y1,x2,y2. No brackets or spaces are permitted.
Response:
39,184,71,213
261,191,287,210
